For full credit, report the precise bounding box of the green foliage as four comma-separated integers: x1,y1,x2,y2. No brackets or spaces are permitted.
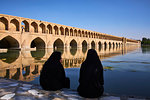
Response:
141,37,150,45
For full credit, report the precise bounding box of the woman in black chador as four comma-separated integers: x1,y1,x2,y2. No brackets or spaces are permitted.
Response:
40,51,70,91
77,49,104,98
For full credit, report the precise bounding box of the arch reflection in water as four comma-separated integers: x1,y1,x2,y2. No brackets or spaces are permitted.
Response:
0,50,19,63
0,45,140,82
31,49,45,60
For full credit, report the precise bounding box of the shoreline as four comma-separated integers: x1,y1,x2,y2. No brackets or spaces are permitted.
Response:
0,78,149,100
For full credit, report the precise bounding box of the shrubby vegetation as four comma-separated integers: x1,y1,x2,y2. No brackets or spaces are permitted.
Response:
141,38,150,45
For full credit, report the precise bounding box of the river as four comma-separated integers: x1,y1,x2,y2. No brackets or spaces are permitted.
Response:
0,45,150,97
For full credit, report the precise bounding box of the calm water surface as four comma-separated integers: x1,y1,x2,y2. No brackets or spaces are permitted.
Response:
0,45,150,97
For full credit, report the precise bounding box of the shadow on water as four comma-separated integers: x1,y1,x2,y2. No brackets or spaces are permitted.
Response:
31,49,45,60
0,49,20,63
141,46,150,54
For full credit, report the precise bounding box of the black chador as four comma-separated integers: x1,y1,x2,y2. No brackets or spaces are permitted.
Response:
77,49,104,98
40,51,70,91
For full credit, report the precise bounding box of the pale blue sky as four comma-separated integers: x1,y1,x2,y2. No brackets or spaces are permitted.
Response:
0,0,150,40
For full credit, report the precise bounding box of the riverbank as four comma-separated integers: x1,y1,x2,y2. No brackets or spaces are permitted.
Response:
0,78,149,100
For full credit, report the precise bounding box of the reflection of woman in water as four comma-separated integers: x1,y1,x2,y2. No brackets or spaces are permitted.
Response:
40,51,70,91
77,49,104,98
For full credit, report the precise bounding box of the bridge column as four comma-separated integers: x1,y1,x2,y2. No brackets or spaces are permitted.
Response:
77,42,82,48
95,42,99,50
65,42,70,49
47,41,53,48
87,43,91,49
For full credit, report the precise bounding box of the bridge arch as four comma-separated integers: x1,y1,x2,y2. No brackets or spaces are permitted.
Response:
60,27,64,35
82,40,87,48
74,29,77,36
31,22,38,33
98,41,102,51
39,23,46,33
91,33,93,38
82,31,84,37
70,39,77,48
0,17,8,30
53,38,64,49
54,25,59,35
30,37,45,49
10,19,19,31
70,39,77,56
65,27,69,36
116,43,118,48
91,41,95,49
85,31,88,37
88,32,90,38
0,36,19,49
47,24,52,34
70,28,73,36
78,30,81,37
104,42,107,50
21,20,29,32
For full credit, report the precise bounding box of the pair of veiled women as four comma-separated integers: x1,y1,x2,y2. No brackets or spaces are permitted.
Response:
40,49,104,98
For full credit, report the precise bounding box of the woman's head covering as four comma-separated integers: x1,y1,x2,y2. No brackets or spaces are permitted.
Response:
84,49,101,64
46,51,61,64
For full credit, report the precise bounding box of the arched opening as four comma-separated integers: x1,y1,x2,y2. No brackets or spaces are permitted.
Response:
70,28,73,36
88,32,90,38
0,36,19,49
91,33,94,38
85,31,88,37
70,40,77,56
116,43,118,48
65,28,69,36
21,20,29,32
30,37,45,49
109,42,111,50
98,41,102,51
53,38,64,49
0,17,8,30
70,39,77,48
60,27,64,35
47,24,52,34
31,49,45,60
10,19,19,31
91,41,95,49
113,42,115,49
74,29,77,36
82,31,84,37
54,26,59,35
39,23,46,33
31,22,38,33
104,42,107,51
78,30,81,37
82,40,87,48
82,40,87,53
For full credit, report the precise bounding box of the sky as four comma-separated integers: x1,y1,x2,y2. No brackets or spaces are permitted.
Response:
0,0,150,40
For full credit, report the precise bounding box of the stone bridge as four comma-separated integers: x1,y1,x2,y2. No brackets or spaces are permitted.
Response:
0,14,140,50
